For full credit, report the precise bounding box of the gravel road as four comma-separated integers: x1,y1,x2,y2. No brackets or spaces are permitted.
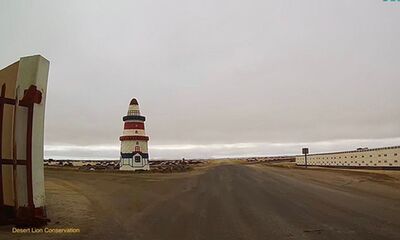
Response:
2,163,400,240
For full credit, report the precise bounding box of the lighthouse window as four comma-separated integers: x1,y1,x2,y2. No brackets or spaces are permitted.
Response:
135,156,141,162
129,110,139,115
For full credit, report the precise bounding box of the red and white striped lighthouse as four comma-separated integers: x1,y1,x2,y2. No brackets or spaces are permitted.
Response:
119,98,150,171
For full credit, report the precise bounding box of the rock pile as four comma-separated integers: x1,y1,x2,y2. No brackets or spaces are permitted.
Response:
149,160,207,173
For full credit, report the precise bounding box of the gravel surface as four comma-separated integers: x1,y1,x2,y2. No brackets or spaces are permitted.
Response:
1,163,400,240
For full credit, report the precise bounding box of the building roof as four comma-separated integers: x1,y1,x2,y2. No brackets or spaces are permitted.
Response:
130,98,138,105
296,145,400,157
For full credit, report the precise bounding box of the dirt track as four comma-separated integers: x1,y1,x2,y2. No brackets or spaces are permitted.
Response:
2,163,400,240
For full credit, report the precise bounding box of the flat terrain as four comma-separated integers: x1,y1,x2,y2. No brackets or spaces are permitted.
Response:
2,162,400,240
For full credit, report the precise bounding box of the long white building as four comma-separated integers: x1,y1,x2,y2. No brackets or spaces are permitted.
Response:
296,146,400,168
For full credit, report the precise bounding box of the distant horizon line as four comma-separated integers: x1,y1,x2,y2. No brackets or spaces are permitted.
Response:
44,137,400,161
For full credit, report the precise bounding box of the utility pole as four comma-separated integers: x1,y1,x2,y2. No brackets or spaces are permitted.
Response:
302,148,309,168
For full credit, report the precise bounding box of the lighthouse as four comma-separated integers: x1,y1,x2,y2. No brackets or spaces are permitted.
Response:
119,98,150,171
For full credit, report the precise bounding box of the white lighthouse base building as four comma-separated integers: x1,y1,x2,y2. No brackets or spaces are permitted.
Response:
120,153,150,171
120,162,150,171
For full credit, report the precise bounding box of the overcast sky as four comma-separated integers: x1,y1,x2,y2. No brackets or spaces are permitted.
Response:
1,0,399,159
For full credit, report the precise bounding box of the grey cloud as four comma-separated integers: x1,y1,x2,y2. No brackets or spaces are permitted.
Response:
1,1,399,159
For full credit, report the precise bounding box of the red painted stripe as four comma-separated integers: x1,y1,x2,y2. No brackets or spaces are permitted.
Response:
120,135,149,141
0,159,26,165
124,122,145,130
0,97,16,105
0,85,5,206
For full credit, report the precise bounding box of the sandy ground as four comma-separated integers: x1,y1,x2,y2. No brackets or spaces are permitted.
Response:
1,161,400,240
